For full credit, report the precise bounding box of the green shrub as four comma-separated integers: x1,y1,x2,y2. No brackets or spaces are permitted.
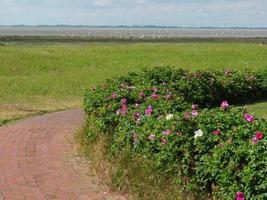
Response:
83,67,267,199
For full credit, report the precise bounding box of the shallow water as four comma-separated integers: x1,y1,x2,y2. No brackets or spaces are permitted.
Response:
0,27,267,38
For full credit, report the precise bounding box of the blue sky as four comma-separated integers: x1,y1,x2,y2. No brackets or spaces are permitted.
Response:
0,0,267,27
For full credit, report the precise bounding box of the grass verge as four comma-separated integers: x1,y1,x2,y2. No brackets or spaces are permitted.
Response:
1,42,266,123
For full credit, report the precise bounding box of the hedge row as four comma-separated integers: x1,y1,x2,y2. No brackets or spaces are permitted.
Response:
84,67,267,200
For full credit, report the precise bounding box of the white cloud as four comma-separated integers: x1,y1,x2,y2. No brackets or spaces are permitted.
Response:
0,0,266,27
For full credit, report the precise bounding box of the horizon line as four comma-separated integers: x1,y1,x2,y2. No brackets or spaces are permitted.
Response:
1,25,267,29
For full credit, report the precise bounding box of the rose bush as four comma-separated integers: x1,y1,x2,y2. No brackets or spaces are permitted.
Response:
84,67,267,199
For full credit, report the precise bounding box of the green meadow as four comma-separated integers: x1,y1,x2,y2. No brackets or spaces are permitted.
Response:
0,42,267,124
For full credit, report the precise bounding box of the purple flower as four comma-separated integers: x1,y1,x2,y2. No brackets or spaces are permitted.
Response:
192,104,198,110
244,113,254,122
235,192,245,200
121,98,127,105
162,130,172,135
221,100,230,110
151,93,160,100
148,134,156,141
145,105,153,116
191,110,199,117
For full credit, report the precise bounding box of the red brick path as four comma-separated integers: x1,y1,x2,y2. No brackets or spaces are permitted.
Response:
0,109,125,200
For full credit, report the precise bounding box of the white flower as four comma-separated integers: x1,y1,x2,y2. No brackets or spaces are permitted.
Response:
194,129,203,139
165,114,174,120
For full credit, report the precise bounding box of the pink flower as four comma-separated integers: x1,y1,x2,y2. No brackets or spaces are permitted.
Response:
151,87,158,92
161,138,167,145
148,134,156,141
224,69,233,77
252,131,264,144
151,93,160,100
183,112,191,120
135,103,140,108
212,130,221,135
191,110,199,117
132,133,138,143
244,113,254,122
235,192,245,200
133,112,141,122
192,104,198,110
145,105,153,116
221,100,229,110
121,98,127,105
176,132,182,136
119,104,127,115
110,92,118,99
116,109,121,115
165,94,172,100
255,131,264,140
162,130,172,135
139,92,145,99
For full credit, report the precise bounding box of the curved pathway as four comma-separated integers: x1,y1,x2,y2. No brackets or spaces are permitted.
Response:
0,109,125,200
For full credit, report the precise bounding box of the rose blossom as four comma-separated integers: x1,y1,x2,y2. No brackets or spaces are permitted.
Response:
212,130,221,135
194,129,203,139
224,69,233,77
183,112,191,120
165,94,172,100
133,112,141,122
116,109,121,115
255,131,264,140
110,92,118,99
145,105,153,116
162,130,172,135
244,113,254,122
165,114,174,120
151,93,160,100
121,98,127,105
134,103,140,108
192,104,198,110
220,100,229,110
151,87,158,92
132,133,138,144
191,110,199,117
161,138,167,145
139,92,145,99
252,131,264,144
121,104,127,111
148,134,156,141
235,192,245,200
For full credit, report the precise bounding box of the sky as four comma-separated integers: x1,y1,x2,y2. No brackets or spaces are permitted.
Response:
0,0,267,27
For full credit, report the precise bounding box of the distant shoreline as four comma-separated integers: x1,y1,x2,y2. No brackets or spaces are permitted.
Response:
0,35,266,43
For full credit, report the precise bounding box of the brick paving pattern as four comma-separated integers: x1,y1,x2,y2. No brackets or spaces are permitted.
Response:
0,109,125,200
